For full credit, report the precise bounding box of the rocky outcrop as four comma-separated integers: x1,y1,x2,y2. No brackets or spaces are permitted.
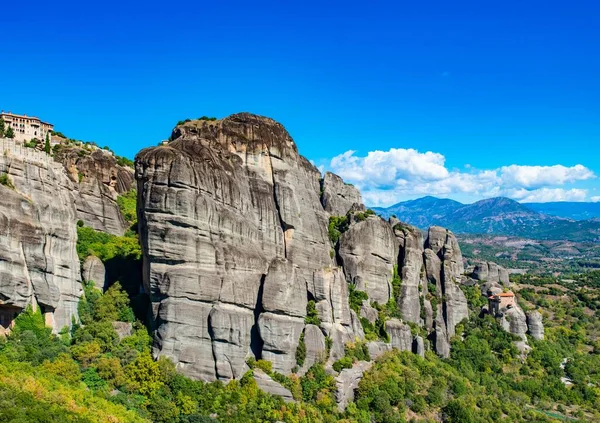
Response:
471,261,510,286
423,227,468,357
82,256,106,290
55,147,134,235
386,319,413,351
135,114,361,381
320,172,363,216
253,369,295,403
135,113,472,383
0,141,82,330
394,223,424,324
526,310,544,340
338,216,397,305
334,361,372,411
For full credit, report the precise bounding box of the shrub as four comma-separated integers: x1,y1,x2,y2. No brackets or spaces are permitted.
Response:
296,333,306,367
304,300,321,325
0,172,14,189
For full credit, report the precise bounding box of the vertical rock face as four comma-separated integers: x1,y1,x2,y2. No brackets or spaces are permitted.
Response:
0,144,82,330
526,311,544,340
394,223,424,324
135,113,472,382
472,261,510,286
338,217,397,305
423,227,468,357
55,147,134,235
135,113,360,380
321,172,364,216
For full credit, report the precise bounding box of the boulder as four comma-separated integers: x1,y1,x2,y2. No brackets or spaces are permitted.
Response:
253,369,295,403
386,319,413,351
526,310,544,340
82,255,106,290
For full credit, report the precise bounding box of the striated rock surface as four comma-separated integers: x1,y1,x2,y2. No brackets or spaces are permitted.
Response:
386,319,413,351
135,113,360,381
0,142,82,330
253,369,295,403
526,310,544,340
472,261,510,286
334,361,372,411
55,147,134,235
135,112,472,383
423,227,468,357
82,255,106,290
321,172,364,216
338,216,397,305
394,223,424,324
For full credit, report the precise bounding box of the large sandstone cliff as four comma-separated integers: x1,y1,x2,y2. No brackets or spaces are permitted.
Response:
135,113,471,380
0,140,82,330
55,146,134,235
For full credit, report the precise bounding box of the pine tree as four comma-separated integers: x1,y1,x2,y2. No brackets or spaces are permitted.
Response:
5,125,15,139
45,133,51,154
0,118,5,138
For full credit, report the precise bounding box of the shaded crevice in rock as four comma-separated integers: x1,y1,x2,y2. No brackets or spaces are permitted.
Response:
251,275,266,359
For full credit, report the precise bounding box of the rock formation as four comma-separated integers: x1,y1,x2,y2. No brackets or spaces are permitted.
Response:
321,172,364,216
471,261,510,286
55,146,134,235
135,113,472,382
82,255,106,290
526,310,544,340
0,141,82,330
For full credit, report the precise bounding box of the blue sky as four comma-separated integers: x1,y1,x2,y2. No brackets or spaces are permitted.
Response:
2,1,599,206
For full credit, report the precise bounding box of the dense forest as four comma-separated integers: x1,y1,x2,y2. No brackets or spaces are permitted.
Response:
1,191,599,422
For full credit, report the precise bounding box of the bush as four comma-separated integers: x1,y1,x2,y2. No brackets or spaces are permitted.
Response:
296,333,306,367
304,300,321,325
0,173,14,189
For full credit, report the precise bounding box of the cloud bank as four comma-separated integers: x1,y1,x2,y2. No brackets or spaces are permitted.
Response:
328,148,595,207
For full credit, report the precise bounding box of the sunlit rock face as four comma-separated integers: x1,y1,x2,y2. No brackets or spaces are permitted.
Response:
135,112,472,381
0,144,82,331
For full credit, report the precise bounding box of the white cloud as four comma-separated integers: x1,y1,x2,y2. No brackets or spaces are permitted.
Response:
591,196,600,203
499,164,594,189
511,188,588,203
328,148,596,207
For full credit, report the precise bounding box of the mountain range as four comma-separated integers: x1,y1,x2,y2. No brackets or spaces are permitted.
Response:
372,196,600,242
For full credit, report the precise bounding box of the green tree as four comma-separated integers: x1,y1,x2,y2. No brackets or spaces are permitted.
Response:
0,117,5,137
5,125,15,139
45,133,51,154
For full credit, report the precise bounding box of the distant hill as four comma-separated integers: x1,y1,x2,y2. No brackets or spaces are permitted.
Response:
372,196,600,242
525,201,600,220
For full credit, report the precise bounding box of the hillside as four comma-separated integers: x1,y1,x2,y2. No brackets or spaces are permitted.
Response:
526,202,600,220
374,196,600,242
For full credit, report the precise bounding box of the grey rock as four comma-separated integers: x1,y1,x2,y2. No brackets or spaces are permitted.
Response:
253,369,295,403
334,361,372,411
137,114,337,381
0,143,82,331
359,300,378,324
366,341,392,360
338,216,397,304
394,223,424,324
501,305,528,342
55,147,134,235
526,310,544,340
112,321,133,340
386,319,413,351
321,172,364,216
413,335,425,357
82,256,106,290
301,324,327,372
472,261,510,286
